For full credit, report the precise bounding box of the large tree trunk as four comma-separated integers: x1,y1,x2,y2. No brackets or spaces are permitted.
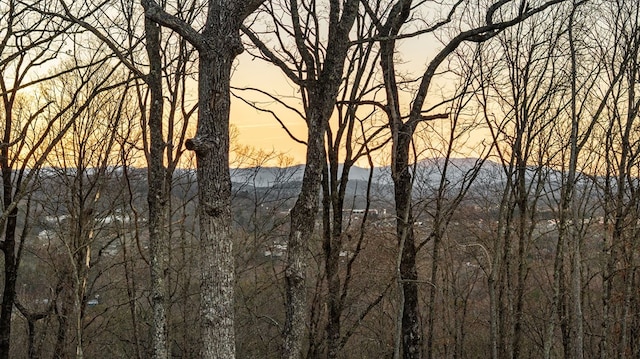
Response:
283,144,323,359
279,2,360,357
186,48,237,359
144,2,266,357
283,93,328,359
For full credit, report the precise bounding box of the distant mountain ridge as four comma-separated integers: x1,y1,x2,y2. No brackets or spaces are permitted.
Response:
36,157,563,191
228,158,508,188
229,163,388,187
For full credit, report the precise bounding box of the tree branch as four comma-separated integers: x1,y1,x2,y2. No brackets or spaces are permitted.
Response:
230,89,307,145
240,25,305,86
56,0,146,79
142,0,206,51
409,0,568,125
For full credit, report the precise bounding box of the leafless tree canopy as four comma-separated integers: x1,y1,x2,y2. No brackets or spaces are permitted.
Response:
2,0,640,358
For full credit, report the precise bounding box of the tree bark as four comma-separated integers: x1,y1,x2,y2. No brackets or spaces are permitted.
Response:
567,6,583,358
265,2,361,357
0,206,18,359
144,2,265,357
283,82,353,359
145,13,169,359
189,48,237,359
0,82,20,359
283,118,324,359
394,127,423,359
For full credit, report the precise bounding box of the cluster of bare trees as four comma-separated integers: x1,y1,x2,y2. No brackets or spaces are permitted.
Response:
2,0,640,358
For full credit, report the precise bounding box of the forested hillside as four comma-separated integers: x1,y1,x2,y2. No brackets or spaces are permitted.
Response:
1,0,639,358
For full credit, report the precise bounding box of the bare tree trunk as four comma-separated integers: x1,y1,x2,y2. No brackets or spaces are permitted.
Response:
321,21,383,356
187,50,237,359
394,129,422,359
143,2,265,357
144,14,169,359
283,60,360,359
371,1,566,356
15,298,50,359
425,228,441,359
567,6,583,358
121,224,142,359
237,2,361,357
0,204,18,359
322,161,342,359
283,118,325,359
54,279,72,359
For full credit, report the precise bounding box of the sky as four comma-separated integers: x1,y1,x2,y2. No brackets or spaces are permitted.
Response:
230,55,309,164
227,33,452,167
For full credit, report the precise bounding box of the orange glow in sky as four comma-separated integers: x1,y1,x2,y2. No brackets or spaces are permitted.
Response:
231,55,308,164
228,31,489,167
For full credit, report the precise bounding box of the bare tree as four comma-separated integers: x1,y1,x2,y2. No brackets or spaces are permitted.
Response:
239,8,395,356
142,10,170,359
39,65,132,358
363,1,568,357
543,2,632,357
138,7,197,357
473,7,571,357
319,26,389,358
581,1,640,357
44,0,201,356
142,1,265,357
0,2,135,355
241,1,361,357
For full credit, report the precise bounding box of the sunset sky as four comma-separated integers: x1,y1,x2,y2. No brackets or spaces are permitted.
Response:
227,35,455,166
230,55,309,164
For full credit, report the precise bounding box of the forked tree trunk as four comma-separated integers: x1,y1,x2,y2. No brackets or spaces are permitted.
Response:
283,79,348,359
275,2,361,357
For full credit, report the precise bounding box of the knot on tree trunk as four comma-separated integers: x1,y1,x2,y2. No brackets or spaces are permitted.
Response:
203,34,244,58
228,34,244,56
185,136,217,156
202,201,225,217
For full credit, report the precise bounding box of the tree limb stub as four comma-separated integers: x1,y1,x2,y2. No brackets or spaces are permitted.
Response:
202,201,225,217
185,136,217,156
